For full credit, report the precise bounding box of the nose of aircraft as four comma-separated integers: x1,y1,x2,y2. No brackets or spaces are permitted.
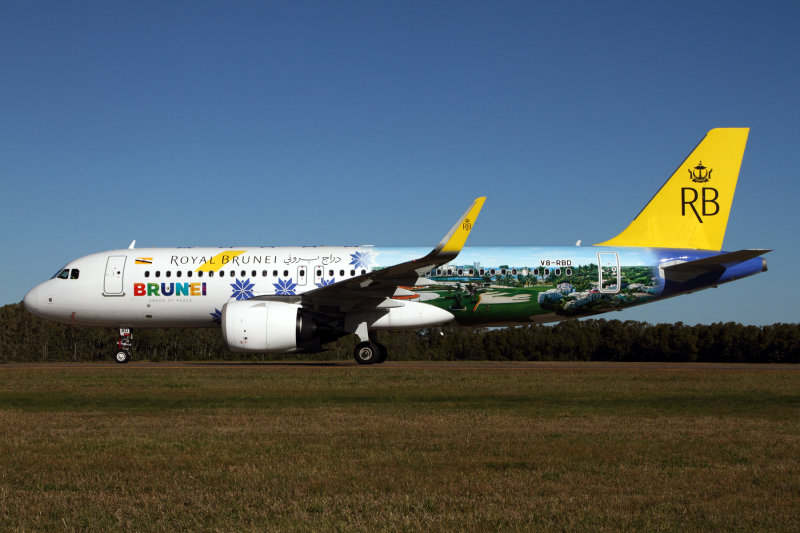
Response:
23,285,39,314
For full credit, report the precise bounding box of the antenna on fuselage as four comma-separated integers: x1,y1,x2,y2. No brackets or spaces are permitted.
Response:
128,240,136,249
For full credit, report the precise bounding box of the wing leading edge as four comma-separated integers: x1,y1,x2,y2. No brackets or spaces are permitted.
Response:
297,197,486,312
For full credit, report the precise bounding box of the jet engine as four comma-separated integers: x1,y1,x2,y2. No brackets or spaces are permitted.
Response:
221,300,319,353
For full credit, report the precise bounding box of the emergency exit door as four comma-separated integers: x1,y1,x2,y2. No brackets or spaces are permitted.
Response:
597,252,620,294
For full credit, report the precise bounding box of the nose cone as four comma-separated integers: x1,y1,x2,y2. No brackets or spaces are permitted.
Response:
23,285,39,314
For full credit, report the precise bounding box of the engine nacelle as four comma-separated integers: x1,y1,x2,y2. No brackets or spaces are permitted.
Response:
221,300,318,353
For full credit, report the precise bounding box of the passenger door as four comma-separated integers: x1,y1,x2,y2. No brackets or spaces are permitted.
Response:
103,255,127,296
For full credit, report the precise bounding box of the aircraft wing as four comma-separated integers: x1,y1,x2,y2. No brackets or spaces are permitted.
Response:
278,197,486,313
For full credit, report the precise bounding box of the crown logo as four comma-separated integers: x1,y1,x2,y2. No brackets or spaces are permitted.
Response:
462,218,472,231
689,161,712,183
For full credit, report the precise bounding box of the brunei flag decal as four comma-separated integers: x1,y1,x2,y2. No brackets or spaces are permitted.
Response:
135,257,153,265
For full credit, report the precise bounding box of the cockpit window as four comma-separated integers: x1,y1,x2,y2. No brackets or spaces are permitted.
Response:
70,269,80,279
54,269,69,279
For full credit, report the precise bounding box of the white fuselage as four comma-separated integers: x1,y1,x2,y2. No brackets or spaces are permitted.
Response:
23,244,766,331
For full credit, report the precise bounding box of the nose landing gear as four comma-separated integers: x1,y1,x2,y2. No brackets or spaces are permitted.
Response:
115,328,132,364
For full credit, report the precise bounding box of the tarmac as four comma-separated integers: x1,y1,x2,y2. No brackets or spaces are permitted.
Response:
2,360,799,371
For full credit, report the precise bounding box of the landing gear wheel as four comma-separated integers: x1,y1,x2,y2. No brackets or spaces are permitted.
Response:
375,342,388,364
115,349,131,364
354,341,381,365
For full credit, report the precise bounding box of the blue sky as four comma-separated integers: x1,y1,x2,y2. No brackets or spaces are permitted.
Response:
1,1,798,325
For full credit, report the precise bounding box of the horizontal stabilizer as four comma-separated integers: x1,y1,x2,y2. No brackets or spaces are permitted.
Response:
662,249,770,272
660,249,770,283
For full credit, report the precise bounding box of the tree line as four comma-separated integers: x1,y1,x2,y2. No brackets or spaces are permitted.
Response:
1,302,798,363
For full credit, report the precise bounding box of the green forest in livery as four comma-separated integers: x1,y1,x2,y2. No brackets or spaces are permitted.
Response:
410,263,660,324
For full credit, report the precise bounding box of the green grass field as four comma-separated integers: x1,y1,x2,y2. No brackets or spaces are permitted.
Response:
1,363,799,531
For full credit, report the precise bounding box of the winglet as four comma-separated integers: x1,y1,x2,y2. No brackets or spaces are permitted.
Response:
435,197,486,254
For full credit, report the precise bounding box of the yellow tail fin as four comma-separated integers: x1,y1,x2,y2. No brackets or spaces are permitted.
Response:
596,128,749,251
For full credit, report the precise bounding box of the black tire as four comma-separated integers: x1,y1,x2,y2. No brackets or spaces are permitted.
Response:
354,341,380,365
114,349,131,364
375,342,388,364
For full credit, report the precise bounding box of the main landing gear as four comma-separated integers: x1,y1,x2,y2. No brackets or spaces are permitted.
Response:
115,328,132,364
353,340,387,365
349,322,388,365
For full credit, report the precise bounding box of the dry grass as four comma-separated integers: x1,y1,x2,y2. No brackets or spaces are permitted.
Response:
0,364,799,531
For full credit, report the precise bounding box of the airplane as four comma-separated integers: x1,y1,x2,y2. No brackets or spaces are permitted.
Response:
23,128,769,364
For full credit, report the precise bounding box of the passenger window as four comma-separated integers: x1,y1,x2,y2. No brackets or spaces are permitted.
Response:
70,269,80,279
328,270,334,277
251,270,256,278
208,271,213,278
262,270,268,277
272,270,278,277
283,270,289,277
566,268,572,276
166,271,171,278
361,269,366,275
144,271,150,278
350,269,355,276
197,271,203,278
220,271,225,277
187,271,192,278
241,270,246,277
155,271,161,278
230,270,235,277
176,271,182,278
339,269,345,277
316,269,322,277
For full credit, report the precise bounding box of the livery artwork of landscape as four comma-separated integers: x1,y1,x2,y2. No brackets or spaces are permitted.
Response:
370,246,664,325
